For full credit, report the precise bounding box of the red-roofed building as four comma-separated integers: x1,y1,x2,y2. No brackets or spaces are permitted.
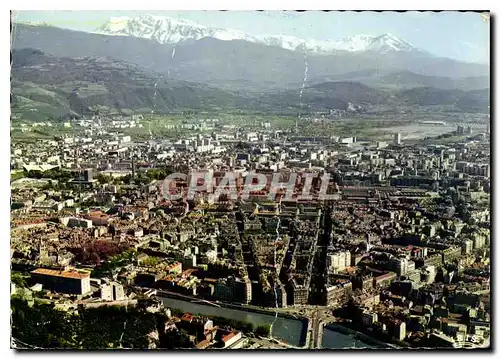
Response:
221,330,242,348
31,267,91,295
181,313,194,323
84,211,111,226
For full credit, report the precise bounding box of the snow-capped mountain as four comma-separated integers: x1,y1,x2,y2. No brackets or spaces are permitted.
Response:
95,15,418,54
364,33,415,53
328,34,413,53
96,15,259,44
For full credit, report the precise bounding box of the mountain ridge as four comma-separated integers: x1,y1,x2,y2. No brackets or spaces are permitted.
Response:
11,23,489,92
10,48,261,120
92,15,421,55
303,70,489,91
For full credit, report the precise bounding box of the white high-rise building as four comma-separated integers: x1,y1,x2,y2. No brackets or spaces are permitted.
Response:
113,282,125,300
394,133,402,145
101,282,125,301
327,251,351,273
391,258,410,276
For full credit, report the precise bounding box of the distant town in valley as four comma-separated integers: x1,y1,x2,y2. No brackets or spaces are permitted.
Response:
10,10,490,350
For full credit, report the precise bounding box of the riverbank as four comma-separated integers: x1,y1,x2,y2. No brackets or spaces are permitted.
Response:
155,289,308,323
156,290,406,350
324,323,398,349
156,292,308,347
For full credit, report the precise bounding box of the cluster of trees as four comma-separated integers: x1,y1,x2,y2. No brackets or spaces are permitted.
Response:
161,329,194,349
141,256,160,267
95,169,172,186
70,240,131,265
454,197,475,224
11,298,160,349
26,169,74,181
255,324,272,337
11,272,27,288
11,294,275,350
20,169,76,191
94,173,116,185
23,168,173,188
10,171,25,182
11,298,82,348
91,249,136,277
144,169,173,180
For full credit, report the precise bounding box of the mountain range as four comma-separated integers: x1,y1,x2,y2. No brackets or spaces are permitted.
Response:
12,23,489,88
9,19,490,120
94,15,417,54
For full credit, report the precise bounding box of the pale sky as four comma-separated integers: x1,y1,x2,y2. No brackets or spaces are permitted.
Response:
12,10,490,64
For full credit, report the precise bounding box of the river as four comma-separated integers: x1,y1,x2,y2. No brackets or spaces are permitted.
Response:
321,328,378,349
162,297,305,346
161,297,369,349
